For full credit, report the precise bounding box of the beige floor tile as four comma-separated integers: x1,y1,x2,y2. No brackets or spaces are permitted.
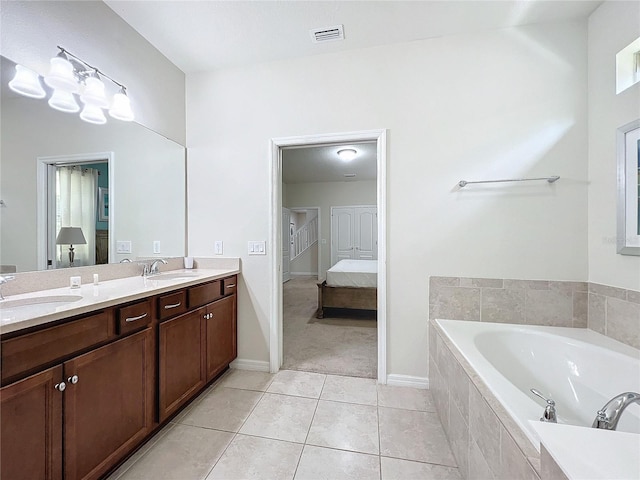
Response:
377,384,435,412
267,369,326,398
176,386,263,432
206,434,303,480
379,407,457,466
306,400,379,454
117,424,233,480
381,457,461,479
217,368,275,391
320,375,378,405
294,445,380,480
239,393,318,443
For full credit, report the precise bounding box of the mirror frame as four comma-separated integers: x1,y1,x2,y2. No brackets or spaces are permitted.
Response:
617,118,640,255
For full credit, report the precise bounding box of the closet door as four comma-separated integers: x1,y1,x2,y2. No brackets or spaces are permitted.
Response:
354,207,377,260
331,207,355,266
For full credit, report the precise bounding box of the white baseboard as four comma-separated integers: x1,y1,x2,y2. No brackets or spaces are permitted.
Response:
290,272,318,276
386,374,429,389
230,358,270,372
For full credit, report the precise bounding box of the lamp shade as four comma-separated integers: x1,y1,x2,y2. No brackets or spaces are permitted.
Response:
44,55,78,93
80,75,109,108
48,89,80,113
56,227,87,245
8,65,46,99
80,103,107,125
109,89,134,121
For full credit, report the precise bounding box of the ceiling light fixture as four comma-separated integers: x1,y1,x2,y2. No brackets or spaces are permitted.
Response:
337,148,357,161
9,46,134,125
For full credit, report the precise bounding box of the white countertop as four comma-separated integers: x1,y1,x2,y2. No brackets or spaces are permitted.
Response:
0,268,239,335
531,421,640,480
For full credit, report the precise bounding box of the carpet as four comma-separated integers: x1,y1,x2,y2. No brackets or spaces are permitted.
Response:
282,276,377,378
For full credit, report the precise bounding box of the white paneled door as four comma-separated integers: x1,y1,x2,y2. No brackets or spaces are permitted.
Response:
331,206,377,266
282,208,291,283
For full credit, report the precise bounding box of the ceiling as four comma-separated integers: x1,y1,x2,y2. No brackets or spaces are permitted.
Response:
283,142,377,184
104,0,602,73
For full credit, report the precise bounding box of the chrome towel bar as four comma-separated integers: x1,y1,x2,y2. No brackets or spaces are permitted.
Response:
458,176,560,188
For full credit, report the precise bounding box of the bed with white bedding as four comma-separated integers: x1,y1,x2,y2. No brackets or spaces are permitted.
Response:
316,259,378,318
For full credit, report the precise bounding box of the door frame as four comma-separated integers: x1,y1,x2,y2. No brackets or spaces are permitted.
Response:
36,152,114,270
269,129,388,384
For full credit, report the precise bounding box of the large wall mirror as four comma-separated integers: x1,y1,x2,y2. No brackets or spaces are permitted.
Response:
617,119,640,256
0,56,186,272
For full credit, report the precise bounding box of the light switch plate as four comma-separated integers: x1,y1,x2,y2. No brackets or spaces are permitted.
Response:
248,241,266,255
214,241,223,255
116,241,132,254
153,240,161,254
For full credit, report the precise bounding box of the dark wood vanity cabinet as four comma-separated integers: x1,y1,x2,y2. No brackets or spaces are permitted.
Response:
0,274,238,480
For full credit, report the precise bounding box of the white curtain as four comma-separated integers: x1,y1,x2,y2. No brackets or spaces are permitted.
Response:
56,166,98,267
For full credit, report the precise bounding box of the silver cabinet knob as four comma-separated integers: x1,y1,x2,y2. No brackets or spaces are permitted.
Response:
55,382,66,392
68,375,79,384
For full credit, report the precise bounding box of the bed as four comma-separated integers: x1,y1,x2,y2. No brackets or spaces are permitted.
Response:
316,259,378,318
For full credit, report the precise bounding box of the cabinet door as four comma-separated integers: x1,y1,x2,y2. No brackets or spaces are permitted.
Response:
205,295,237,381
0,365,63,480
158,309,205,421
63,328,154,480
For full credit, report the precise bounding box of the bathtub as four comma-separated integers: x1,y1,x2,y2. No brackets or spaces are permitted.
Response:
435,319,640,450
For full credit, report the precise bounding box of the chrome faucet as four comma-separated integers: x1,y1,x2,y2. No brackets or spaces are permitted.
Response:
531,388,557,423
142,259,167,277
0,275,16,300
592,392,640,430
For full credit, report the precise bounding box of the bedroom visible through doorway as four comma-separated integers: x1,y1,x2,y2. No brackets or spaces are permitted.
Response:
280,141,378,378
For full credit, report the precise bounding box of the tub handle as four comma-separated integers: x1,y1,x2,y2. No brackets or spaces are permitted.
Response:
530,388,557,423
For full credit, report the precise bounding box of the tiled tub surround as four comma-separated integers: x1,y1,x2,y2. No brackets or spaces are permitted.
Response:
429,320,542,480
429,276,640,350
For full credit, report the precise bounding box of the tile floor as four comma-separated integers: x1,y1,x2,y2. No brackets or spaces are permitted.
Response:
108,369,461,480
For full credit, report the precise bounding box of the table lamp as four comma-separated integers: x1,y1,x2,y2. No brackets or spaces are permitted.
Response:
56,227,87,267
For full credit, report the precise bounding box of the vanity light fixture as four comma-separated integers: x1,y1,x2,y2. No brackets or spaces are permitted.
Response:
8,46,134,125
337,148,357,161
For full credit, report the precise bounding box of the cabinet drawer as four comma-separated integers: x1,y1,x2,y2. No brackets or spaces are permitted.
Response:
158,290,187,321
1,311,115,383
117,299,152,335
188,280,222,309
223,276,237,296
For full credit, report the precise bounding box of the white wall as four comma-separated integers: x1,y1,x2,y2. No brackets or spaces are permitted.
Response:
0,0,185,144
286,181,377,276
187,20,588,379
588,1,640,291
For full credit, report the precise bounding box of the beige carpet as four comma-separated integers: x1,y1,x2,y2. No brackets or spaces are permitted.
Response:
282,276,377,378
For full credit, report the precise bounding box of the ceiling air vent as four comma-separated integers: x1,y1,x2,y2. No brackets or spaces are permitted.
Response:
310,25,345,43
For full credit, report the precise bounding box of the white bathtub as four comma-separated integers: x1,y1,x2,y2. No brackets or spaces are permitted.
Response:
436,319,640,449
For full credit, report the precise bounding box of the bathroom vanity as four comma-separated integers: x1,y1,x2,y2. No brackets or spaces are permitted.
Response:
0,268,238,480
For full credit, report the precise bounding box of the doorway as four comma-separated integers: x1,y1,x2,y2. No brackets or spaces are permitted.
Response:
270,129,388,383
36,152,114,270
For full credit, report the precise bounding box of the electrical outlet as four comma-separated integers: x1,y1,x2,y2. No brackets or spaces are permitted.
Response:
214,241,223,255
153,241,161,254
116,241,132,254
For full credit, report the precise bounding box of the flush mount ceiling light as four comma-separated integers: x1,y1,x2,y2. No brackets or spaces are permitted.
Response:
337,148,357,161
9,46,134,125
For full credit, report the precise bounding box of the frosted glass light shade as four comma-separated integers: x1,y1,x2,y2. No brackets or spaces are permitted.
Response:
109,91,134,121
44,56,78,93
8,65,46,99
80,76,109,108
48,89,80,113
80,103,107,125
337,148,357,161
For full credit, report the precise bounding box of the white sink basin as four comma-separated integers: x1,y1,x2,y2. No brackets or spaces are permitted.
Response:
0,295,83,309
146,272,199,281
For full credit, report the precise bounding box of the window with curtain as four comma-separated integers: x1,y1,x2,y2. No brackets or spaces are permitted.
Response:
56,166,98,267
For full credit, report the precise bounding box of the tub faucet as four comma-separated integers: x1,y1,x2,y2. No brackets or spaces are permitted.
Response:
592,392,640,430
0,275,16,300
530,389,557,423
